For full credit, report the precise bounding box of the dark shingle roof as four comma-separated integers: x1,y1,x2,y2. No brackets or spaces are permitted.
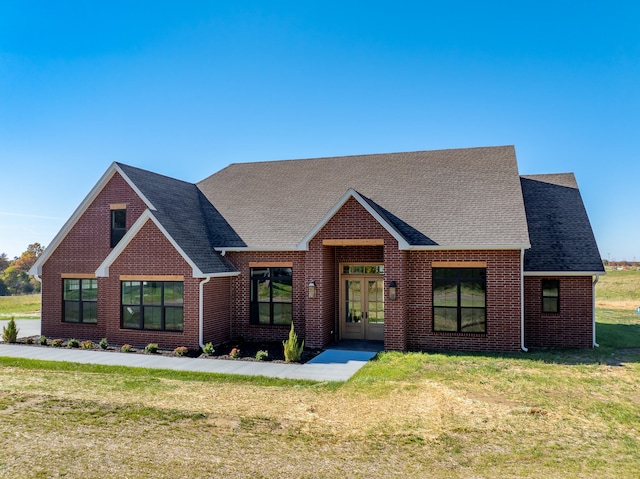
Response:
521,174,604,273
117,163,242,275
197,146,531,249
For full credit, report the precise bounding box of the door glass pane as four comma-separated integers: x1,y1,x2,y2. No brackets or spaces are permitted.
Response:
368,280,384,324
345,280,362,323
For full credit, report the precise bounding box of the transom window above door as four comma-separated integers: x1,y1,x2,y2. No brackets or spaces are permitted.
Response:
342,265,384,275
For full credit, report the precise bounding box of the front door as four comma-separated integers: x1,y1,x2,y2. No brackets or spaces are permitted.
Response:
341,276,384,341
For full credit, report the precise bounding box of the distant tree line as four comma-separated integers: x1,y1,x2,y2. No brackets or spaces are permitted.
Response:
0,243,44,296
602,259,640,270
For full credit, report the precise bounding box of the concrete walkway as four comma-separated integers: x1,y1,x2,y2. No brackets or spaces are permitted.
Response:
0,320,381,381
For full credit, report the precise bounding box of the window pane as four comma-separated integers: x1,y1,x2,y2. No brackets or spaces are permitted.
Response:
82,279,98,301
542,281,559,297
258,303,271,325
434,307,458,331
460,282,485,308
122,306,140,328
164,282,184,306
272,279,292,302
273,303,292,325
165,307,183,331
143,282,162,305
434,282,457,307
82,302,98,324
461,308,486,332
543,297,559,313
63,279,80,301
122,281,140,305
144,306,162,330
64,302,80,322
251,268,269,278
255,279,271,302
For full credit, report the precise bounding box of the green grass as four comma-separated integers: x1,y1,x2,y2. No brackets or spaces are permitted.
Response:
0,293,40,319
596,269,640,306
1,309,640,478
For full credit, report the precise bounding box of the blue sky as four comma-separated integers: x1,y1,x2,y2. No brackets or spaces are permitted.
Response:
1,1,638,261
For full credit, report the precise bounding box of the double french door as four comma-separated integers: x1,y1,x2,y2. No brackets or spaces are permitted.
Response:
341,276,384,341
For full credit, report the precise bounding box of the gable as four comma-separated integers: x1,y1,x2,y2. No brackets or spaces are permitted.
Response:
197,146,531,250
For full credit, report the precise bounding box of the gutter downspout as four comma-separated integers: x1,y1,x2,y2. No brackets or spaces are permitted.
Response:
521,249,528,352
593,274,600,348
199,276,212,349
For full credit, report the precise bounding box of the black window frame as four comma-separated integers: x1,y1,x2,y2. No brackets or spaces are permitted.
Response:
541,279,560,314
433,268,487,333
121,281,184,332
111,209,127,248
250,267,293,326
62,278,98,324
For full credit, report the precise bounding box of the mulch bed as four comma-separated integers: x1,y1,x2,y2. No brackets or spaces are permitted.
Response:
12,336,322,364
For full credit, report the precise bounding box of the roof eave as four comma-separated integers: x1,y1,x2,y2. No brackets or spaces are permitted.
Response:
524,270,606,276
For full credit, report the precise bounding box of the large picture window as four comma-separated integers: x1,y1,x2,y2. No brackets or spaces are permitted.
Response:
121,281,184,331
542,279,560,313
250,267,293,325
433,268,486,333
63,279,98,324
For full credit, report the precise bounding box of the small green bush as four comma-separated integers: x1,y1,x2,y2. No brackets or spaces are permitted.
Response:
67,338,80,348
80,340,94,349
51,339,63,348
144,343,159,354
99,338,108,350
121,344,132,353
2,317,18,343
283,323,304,362
174,346,189,357
38,335,48,346
202,342,215,356
229,347,241,359
255,350,269,361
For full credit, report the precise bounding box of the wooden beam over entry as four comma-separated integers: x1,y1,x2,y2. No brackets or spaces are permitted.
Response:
323,239,385,247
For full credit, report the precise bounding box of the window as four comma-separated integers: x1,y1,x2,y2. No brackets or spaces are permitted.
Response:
250,267,292,325
433,268,486,333
542,279,559,313
111,209,126,247
121,281,184,331
63,279,98,324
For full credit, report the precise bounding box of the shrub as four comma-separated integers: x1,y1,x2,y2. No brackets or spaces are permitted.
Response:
255,350,269,361
174,346,189,357
2,317,19,343
51,339,63,348
121,344,132,353
99,338,108,350
67,338,80,348
229,347,241,359
144,343,159,354
283,323,304,362
80,340,94,349
38,335,48,346
202,342,215,356
25,337,34,344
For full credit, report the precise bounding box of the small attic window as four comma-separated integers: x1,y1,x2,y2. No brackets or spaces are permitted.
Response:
110,205,127,247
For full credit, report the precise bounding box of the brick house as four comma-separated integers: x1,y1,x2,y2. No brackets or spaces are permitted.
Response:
30,146,604,352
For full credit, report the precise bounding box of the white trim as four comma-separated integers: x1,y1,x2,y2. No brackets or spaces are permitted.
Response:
216,246,300,253
95,210,208,278
29,163,156,276
199,276,212,349
520,248,528,352
409,244,531,251
296,188,410,251
593,274,600,348
524,271,606,277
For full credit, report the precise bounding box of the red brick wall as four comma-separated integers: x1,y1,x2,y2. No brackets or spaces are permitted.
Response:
40,172,147,340
524,276,594,349
202,277,232,346
406,250,522,352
